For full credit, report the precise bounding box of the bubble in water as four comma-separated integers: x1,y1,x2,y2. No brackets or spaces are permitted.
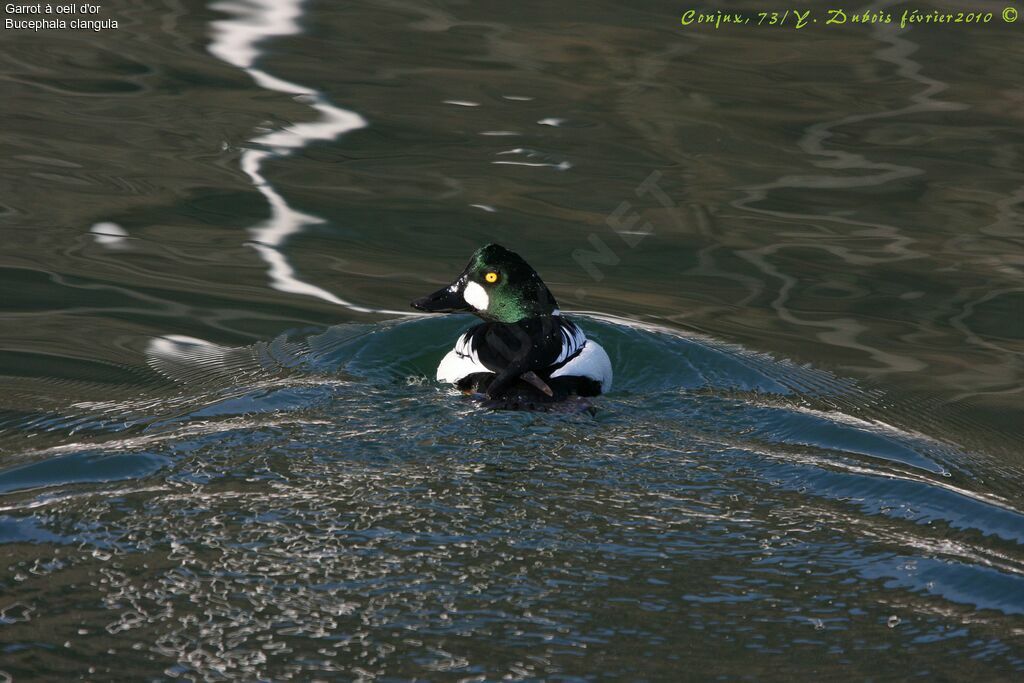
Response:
887,615,901,628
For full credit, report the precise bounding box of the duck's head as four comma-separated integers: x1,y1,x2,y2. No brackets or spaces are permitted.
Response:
411,244,558,322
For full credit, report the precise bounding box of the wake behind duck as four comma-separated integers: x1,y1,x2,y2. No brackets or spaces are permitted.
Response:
412,244,612,411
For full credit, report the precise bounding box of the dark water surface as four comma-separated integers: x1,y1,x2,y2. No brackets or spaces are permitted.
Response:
1,0,1023,679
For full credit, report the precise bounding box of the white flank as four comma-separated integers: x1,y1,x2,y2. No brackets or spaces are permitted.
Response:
463,281,490,311
436,333,490,383
551,340,613,392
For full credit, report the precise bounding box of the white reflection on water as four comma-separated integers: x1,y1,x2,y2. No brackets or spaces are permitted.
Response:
208,0,411,315
730,17,967,375
89,221,129,248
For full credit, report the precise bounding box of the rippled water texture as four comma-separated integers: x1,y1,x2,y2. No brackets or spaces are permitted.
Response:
1,0,1023,679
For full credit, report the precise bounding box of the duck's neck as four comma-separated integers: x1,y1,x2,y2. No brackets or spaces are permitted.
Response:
482,284,559,323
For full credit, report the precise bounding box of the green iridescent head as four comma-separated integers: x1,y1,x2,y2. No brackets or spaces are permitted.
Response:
411,244,559,323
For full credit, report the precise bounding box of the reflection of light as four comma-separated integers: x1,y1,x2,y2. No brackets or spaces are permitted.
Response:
493,147,571,171
90,221,129,247
492,160,571,170
208,0,412,315
728,21,967,374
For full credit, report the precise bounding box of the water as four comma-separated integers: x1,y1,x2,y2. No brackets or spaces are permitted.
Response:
1,0,1023,679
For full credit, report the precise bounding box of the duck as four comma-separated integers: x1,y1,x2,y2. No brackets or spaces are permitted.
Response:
411,244,612,409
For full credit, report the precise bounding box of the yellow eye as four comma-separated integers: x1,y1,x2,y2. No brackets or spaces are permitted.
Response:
484,271,499,283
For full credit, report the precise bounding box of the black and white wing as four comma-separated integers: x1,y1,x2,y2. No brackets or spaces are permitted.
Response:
550,319,613,391
436,332,490,383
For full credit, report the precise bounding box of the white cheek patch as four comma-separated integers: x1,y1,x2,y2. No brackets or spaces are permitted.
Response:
463,281,490,311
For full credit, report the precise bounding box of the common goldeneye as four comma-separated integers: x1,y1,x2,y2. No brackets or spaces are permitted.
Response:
411,244,612,409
